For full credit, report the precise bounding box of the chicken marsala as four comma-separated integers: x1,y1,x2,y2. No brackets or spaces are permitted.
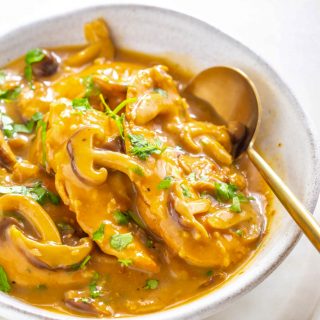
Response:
0,18,271,317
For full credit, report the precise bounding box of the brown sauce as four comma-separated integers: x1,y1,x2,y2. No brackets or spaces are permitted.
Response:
0,18,271,317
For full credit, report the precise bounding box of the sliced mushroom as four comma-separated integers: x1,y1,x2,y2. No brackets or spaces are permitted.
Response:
206,203,264,242
0,194,92,287
67,127,145,185
65,19,115,67
31,50,59,78
65,289,113,316
0,194,60,241
200,136,232,165
8,226,92,269
0,194,93,269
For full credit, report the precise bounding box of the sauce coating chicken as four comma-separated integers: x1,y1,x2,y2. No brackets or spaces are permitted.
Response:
0,18,271,317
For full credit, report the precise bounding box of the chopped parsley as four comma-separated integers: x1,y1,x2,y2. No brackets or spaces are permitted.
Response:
214,182,237,202
0,182,60,205
0,87,21,101
181,184,191,198
1,112,43,138
92,223,105,242
230,196,241,213
118,258,133,267
109,233,133,251
57,222,74,233
128,134,163,160
89,272,102,298
79,297,90,304
157,176,173,190
146,239,154,248
114,210,130,225
83,75,100,98
100,94,136,138
0,266,11,293
144,279,159,290
24,48,45,84
214,182,254,213
113,209,145,229
131,165,144,176
72,97,91,111
235,229,243,237
206,270,213,277
36,284,47,290
36,119,47,166
79,256,91,269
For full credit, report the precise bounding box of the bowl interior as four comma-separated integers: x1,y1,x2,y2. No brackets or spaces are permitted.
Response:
0,4,319,320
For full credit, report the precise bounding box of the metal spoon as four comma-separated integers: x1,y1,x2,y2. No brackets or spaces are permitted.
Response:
184,66,320,251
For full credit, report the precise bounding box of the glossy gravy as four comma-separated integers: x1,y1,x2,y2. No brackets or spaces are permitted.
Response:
0,18,271,317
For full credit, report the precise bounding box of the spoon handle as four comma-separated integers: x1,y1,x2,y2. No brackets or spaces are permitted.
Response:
248,147,320,251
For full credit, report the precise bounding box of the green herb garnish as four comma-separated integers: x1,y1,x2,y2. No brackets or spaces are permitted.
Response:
79,256,91,269
0,87,21,101
110,233,133,251
57,222,74,233
1,112,43,138
206,270,213,277
214,182,253,213
114,210,130,225
128,134,163,160
144,279,158,290
230,196,241,213
35,119,47,166
79,297,90,304
89,272,102,298
24,48,45,85
83,76,100,98
157,176,173,190
72,97,91,111
36,284,47,290
146,239,154,248
100,94,136,138
0,266,11,293
235,229,243,237
118,258,133,267
0,182,60,205
92,223,105,242
131,165,144,176
181,184,191,198
214,182,237,202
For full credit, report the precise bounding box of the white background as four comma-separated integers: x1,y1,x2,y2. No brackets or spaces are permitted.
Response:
0,1,320,319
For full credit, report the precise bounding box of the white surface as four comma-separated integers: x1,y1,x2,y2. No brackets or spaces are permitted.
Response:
0,1,319,319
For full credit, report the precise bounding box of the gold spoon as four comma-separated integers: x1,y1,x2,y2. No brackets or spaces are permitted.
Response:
184,66,320,251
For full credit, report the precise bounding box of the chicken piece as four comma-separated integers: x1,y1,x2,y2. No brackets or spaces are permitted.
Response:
17,82,55,119
40,102,158,273
53,62,141,109
120,66,263,268
126,65,232,164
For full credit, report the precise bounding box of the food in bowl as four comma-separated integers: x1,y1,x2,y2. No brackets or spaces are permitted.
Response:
0,18,271,317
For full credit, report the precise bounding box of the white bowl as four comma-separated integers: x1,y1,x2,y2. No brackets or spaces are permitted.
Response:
0,4,319,320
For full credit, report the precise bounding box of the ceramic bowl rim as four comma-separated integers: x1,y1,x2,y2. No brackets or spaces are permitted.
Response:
0,4,319,320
